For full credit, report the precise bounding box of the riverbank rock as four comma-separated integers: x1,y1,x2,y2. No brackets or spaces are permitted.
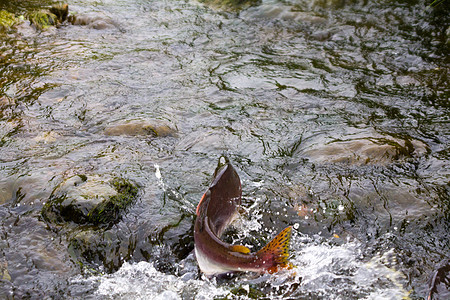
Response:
42,175,138,228
104,121,177,137
302,136,428,166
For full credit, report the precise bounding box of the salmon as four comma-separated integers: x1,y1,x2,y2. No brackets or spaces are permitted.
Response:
194,157,292,276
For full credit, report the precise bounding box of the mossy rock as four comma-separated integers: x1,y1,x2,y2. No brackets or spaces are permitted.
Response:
27,9,58,30
42,175,138,228
68,229,131,273
0,10,19,31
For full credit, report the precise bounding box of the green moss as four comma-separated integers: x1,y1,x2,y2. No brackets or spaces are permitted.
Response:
27,9,58,30
87,178,138,226
0,10,18,30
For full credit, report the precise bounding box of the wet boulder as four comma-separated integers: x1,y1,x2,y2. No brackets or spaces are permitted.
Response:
104,120,177,137
198,0,261,12
27,10,59,30
68,229,130,273
25,3,69,30
303,136,428,166
42,175,138,228
68,14,117,30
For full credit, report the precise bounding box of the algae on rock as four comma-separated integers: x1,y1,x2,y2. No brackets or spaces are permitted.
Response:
0,10,19,30
27,9,58,29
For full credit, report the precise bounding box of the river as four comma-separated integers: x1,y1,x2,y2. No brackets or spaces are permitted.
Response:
0,0,449,299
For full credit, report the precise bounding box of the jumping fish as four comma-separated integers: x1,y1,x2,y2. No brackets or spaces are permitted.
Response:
194,157,292,276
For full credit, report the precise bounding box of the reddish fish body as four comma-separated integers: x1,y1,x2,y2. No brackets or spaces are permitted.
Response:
194,158,292,276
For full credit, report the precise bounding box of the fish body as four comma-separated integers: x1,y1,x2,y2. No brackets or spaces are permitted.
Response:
194,157,292,276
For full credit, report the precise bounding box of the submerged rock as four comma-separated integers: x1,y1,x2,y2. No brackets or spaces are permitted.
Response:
303,136,428,166
68,14,117,30
42,175,138,228
33,131,60,143
198,0,261,12
68,228,136,273
104,121,177,137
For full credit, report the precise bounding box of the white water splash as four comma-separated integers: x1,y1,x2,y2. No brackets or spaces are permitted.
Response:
78,261,227,300
154,164,162,181
74,238,409,299
292,240,410,299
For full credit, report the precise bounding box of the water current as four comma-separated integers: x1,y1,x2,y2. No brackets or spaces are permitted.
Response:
0,0,449,299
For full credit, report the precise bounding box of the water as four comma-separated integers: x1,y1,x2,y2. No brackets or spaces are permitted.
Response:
0,0,449,298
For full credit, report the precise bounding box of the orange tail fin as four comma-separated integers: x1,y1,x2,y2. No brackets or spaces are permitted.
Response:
256,226,293,273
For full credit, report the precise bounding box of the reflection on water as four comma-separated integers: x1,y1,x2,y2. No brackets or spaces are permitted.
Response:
0,0,449,299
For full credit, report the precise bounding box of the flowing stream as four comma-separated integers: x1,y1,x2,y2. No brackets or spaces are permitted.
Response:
0,0,449,299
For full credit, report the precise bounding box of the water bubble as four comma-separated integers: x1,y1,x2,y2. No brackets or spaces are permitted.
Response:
293,223,299,230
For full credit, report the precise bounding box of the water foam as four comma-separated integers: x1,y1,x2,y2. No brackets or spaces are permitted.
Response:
73,237,409,299
84,261,227,300
290,239,410,299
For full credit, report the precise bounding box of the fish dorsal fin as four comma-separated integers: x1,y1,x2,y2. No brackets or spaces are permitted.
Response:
256,226,293,273
230,245,251,254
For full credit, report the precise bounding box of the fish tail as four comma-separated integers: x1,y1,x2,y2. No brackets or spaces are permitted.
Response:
256,226,293,273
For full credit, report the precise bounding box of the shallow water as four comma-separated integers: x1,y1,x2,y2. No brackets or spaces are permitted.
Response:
0,0,449,299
